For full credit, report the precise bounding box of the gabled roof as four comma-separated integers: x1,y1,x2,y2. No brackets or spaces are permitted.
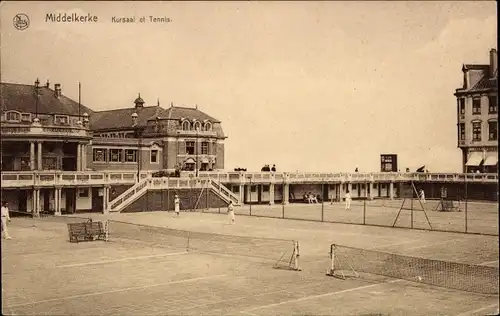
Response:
150,106,220,123
90,106,163,131
0,82,94,115
91,105,221,131
462,64,490,71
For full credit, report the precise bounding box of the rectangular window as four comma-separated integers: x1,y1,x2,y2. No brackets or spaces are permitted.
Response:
201,142,209,155
472,122,481,141
109,149,122,162
233,186,240,193
186,141,195,155
250,185,256,193
79,189,89,198
459,99,465,115
489,96,498,114
262,185,270,192
21,113,31,122
93,148,107,162
472,99,481,115
124,149,137,162
488,121,498,141
459,123,465,141
150,150,158,163
54,115,69,125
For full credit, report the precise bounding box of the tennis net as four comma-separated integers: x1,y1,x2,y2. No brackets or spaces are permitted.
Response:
106,220,300,269
327,244,499,295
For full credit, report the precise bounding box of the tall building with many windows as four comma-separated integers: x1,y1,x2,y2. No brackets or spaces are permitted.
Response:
455,48,498,173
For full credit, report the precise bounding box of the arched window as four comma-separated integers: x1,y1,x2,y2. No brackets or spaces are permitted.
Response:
203,121,212,131
5,111,21,122
193,121,201,131
182,120,191,131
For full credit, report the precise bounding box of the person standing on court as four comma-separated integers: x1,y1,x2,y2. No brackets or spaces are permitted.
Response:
174,194,180,216
344,190,351,210
227,201,235,225
419,189,426,204
1,201,12,240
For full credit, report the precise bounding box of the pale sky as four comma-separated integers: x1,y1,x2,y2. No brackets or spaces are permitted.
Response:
1,1,497,172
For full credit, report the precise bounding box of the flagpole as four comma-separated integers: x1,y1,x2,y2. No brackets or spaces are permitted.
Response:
78,82,81,118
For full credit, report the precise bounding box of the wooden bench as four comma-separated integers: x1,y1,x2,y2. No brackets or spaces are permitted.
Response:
67,220,107,243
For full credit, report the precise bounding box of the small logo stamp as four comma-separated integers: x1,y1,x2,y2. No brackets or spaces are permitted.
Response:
13,13,30,30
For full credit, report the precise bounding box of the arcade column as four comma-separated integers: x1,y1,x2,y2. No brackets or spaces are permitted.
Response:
269,183,275,205
54,187,62,216
389,182,394,200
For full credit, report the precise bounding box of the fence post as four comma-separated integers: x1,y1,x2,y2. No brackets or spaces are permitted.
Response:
363,199,366,225
282,178,285,219
218,173,221,214
249,178,252,216
205,179,208,211
321,183,324,222
410,197,413,229
465,176,468,233
167,176,170,212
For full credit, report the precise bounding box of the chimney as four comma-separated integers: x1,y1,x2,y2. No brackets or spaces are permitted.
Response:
54,83,62,98
490,48,497,77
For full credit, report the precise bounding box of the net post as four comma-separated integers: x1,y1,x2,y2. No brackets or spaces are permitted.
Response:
293,240,301,271
327,243,335,276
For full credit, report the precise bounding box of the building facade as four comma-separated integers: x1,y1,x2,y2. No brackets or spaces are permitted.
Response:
455,48,498,173
89,95,226,173
0,79,226,215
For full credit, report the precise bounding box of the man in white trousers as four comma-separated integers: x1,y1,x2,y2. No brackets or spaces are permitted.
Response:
174,195,180,217
1,201,12,240
419,189,426,204
227,201,235,225
344,190,351,210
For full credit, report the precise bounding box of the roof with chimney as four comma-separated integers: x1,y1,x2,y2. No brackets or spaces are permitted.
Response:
457,49,498,93
0,82,94,115
90,98,220,131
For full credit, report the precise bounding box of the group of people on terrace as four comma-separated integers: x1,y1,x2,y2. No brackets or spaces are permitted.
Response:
261,164,277,172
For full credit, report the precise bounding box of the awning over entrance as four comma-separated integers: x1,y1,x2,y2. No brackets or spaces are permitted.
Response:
184,158,196,164
201,157,209,163
483,153,498,166
465,152,483,166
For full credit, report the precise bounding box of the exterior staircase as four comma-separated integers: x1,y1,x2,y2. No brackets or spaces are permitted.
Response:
108,177,240,213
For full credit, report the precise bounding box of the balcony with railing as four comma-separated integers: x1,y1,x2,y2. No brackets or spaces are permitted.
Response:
0,171,150,188
1,124,91,139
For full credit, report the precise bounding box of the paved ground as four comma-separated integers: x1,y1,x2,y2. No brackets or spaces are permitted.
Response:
2,210,499,316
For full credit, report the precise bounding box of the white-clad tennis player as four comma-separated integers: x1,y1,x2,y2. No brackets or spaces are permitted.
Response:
227,201,235,224
174,195,180,217
1,201,12,240
344,190,351,210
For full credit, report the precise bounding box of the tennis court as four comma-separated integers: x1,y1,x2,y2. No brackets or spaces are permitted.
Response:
2,211,498,316
214,199,499,235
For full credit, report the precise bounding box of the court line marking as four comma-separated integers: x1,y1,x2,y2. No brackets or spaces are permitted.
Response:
402,238,463,251
8,274,228,308
479,260,499,266
55,251,188,268
455,303,499,316
240,279,402,314
369,240,418,250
